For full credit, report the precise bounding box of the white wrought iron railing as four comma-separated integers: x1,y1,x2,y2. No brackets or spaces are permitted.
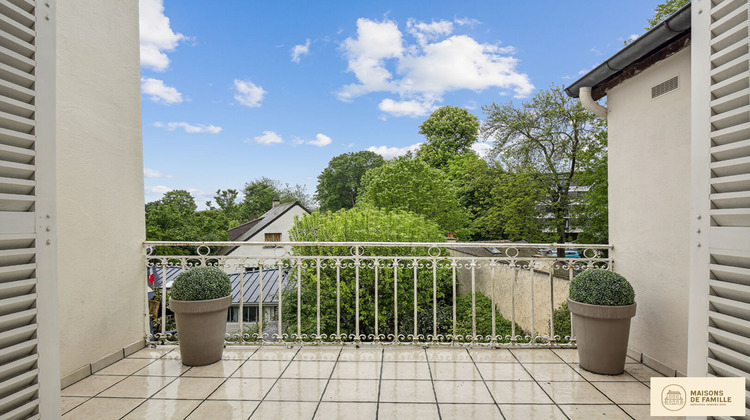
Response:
144,241,613,347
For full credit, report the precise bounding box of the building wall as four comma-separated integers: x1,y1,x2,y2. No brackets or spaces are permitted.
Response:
454,259,571,337
55,1,145,382
227,206,309,261
607,47,691,376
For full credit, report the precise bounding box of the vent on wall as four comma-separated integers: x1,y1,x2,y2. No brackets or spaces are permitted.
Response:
652,76,679,98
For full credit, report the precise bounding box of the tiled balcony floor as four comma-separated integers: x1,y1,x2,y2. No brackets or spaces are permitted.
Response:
60,345,675,419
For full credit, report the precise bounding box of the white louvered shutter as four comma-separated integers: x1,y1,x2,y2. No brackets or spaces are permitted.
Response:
705,0,750,414
0,0,41,418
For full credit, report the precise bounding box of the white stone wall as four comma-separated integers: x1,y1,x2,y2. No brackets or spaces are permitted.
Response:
55,1,145,380
454,257,571,337
607,47,691,375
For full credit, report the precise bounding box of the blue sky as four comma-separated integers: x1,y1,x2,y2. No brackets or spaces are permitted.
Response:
141,0,661,208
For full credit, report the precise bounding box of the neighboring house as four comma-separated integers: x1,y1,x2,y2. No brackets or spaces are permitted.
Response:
221,200,311,261
150,266,289,330
567,0,750,392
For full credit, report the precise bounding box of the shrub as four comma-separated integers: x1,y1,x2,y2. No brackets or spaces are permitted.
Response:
569,269,634,306
553,301,571,342
171,266,232,301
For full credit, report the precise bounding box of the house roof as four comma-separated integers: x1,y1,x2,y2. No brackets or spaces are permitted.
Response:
231,201,309,242
149,266,289,305
565,3,691,101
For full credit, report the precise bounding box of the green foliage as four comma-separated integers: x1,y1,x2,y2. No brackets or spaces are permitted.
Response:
146,190,230,254
315,151,385,213
569,269,635,306
646,0,689,30
553,301,571,343
416,106,480,170
573,123,609,244
171,266,232,301
357,156,469,238
283,207,451,339
482,85,607,244
454,293,520,339
474,171,547,242
241,177,314,219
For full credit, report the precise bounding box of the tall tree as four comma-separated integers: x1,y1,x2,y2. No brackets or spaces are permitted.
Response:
482,85,606,247
357,156,469,238
416,105,480,170
241,177,315,220
315,151,385,213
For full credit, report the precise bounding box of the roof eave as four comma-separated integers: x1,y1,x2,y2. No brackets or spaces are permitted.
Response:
565,2,691,99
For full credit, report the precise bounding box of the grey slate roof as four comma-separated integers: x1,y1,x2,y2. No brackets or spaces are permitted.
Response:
149,266,289,305
221,201,311,255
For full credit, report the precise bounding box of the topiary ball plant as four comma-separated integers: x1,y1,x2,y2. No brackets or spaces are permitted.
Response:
171,266,232,301
569,268,635,306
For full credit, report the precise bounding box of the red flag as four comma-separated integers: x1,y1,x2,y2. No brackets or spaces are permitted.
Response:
148,267,155,286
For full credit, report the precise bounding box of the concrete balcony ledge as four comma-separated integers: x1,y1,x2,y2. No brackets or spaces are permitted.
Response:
61,345,664,419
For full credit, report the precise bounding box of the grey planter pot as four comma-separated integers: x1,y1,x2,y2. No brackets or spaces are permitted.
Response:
568,299,636,375
169,295,231,366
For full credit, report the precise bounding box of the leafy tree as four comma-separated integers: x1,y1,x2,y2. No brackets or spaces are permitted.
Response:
474,172,546,242
416,106,480,170
315,151,385,213
482,85,606,247
572,126,609,244
145,190,229,254
241,177,315,220
646,0,689,30
357,156,469,238
282,207,451,340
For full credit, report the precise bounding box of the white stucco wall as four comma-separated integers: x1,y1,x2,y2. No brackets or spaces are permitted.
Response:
607,47,691,375
55,1,145,379
226,206,309,261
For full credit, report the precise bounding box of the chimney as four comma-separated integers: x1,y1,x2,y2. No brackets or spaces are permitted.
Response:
446,232,456,243
272,197,280,207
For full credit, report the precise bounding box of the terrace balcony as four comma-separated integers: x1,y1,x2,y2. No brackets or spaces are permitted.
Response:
59,242,665,419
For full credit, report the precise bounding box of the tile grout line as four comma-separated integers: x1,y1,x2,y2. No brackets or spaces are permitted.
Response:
182,346,260,420
310,346,344,420
73,348,179,419
376,346,384,420
510,350,571,420
246,345,302,420
467,348,507,420
118,346,259,420
423,347,442,420
551,350,636,420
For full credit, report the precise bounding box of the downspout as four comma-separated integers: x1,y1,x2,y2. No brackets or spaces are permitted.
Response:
579,87,607,118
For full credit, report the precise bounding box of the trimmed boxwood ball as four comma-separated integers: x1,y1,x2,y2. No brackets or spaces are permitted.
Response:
569,269,635,306
171,266,232,301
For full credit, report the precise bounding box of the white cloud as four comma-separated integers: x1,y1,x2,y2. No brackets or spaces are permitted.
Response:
233,79,266,107
307,133,332,147
337,18,533,116
251,131,284,145
367,143,422,159
454,17,481,27
139,0,186,72
291,39,311,63
471,141,493,158
378,98,434,117
141,78,183,104
406,18,454,46
144,168,172,178
154,121,222,134
628,33,640,42
144,185,172,195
